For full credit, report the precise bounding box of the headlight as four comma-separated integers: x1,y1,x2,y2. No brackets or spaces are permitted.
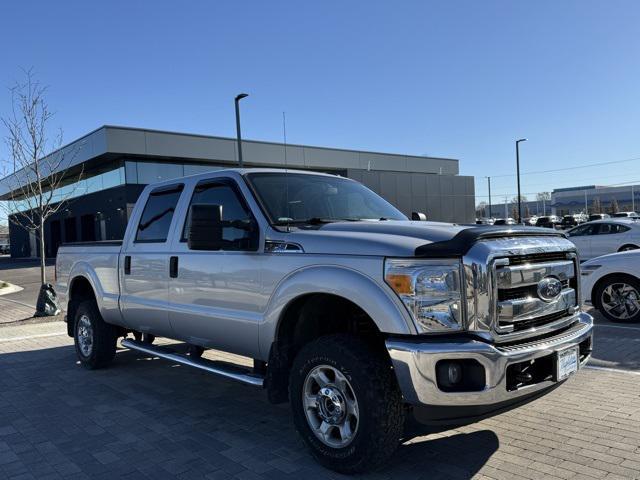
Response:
385,259,463,333
581,264,601,276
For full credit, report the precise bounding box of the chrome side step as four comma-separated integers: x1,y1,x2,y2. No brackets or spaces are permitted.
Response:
121,339,264,387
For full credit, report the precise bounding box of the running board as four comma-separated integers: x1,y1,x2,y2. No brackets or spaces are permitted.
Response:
121,339,264,387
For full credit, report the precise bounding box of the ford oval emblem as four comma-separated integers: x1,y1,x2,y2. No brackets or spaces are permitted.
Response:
537,277,563,302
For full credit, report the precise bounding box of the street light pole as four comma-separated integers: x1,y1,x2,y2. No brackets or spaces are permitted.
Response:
516,138,527,224
486,176,492,218
234,93,249,168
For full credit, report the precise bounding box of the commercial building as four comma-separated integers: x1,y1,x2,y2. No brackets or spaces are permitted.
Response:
0,126,474,258
551,184,640,216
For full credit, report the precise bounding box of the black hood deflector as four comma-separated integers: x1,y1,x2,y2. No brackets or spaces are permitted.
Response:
415,226,566,257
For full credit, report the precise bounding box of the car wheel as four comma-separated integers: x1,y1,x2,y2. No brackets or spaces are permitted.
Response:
595,275,640,323
74,299,118,369
289,334,404,474
618,245,639,252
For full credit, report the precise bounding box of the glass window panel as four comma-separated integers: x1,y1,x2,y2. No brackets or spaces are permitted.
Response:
135,185,184,243
136,163,184,184
125,161,138,184
182,181,253,250
6,167,125,214
183,164,223,176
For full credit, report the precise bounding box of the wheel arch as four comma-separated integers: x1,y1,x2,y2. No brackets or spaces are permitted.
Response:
66,274,98,337
261,265,413,404
617,244,640,252
260,265,415,358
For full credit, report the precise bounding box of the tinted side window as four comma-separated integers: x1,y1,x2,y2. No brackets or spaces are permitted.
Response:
613,224,631,234
183,181,255,250
596,223,627,235
569,225,594,236
135,185,184,242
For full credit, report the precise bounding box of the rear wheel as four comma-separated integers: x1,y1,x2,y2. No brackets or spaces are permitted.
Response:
73,299,118,369
618,244,639,252
289,334,404,474
595,274,640,323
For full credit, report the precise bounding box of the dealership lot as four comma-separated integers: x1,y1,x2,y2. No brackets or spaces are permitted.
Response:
0,259,639,479
0,315,637,480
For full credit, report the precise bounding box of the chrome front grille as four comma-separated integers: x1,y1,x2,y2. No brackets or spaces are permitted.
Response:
461,235,581,344
494,254,579,335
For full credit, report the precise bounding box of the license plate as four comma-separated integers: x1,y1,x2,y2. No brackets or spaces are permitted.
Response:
557,347,579,381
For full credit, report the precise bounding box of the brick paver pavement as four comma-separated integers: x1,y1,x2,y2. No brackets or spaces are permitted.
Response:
0,322,639,480
0,297,35,325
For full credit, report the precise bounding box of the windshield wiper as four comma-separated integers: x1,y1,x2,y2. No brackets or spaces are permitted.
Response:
273,217,361,226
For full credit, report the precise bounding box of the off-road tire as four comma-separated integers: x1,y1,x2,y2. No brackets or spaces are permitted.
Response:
289,334,404,473
73,299,118,369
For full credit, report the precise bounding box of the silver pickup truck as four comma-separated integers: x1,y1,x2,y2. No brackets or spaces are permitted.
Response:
56,168,593,473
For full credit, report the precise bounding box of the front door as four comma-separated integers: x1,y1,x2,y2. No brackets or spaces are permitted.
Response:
168,178,262,358
567,224,596,260
119,183,184,337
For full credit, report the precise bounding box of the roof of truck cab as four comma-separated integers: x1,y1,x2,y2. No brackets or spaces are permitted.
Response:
143,167,348,189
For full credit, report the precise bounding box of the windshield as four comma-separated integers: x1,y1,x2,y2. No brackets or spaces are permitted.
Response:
246,172,407,225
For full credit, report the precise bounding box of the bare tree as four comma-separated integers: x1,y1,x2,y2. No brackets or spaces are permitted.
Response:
1,69,83,287
591,197,602,214
609,197,619,214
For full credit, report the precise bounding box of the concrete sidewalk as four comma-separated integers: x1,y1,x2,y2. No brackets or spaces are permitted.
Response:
0,257,56,325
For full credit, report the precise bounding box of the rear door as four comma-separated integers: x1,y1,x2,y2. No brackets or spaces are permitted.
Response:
167,177,263,357
119,183,184,337
591,223,631,258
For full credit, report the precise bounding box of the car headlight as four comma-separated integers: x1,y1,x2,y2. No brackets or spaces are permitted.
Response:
384,259,463,333
581,264,601,276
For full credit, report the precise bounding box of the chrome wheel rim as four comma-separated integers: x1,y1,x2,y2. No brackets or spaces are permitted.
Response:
302,365,359,448
601,282,640,320
77,314,93,357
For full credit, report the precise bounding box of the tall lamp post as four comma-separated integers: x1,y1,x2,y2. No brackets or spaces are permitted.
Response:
234,93,249,168
515,138,527,223
486,176,492,219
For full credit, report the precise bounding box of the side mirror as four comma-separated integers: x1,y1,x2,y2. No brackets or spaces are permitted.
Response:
412,211,427,221
188,204,224,250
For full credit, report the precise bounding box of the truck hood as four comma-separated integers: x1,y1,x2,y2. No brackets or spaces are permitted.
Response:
279,221,565,257
283,220,471,257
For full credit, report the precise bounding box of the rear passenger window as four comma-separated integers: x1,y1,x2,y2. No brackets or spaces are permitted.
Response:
182,180,255,250
135,185,184,242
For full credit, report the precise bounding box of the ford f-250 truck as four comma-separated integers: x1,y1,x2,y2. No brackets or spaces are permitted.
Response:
56,168,593,473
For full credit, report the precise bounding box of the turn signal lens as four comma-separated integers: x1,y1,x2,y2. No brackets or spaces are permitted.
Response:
385,273,414,295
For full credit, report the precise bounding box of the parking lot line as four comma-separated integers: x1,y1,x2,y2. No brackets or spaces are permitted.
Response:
593,323,640,331
585,365,640,376
0,331,67,342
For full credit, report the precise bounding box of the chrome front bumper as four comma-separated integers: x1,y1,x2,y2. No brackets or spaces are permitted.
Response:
386,313,593,408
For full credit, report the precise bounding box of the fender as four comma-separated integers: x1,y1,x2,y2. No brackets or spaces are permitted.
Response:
259,264,416,358
67,262,125,327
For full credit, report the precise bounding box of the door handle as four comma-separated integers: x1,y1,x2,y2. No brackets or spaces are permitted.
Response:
124,256,131,275
169,256,179,278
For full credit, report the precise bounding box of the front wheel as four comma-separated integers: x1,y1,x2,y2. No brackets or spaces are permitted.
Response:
289,334,404,474
595,275,640,323
74,299,117,369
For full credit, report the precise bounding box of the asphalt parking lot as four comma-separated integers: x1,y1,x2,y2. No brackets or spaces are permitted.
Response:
0,260,639,479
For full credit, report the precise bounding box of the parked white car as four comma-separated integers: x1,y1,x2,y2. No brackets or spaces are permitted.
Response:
581,250,640,322
566,219,640,261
